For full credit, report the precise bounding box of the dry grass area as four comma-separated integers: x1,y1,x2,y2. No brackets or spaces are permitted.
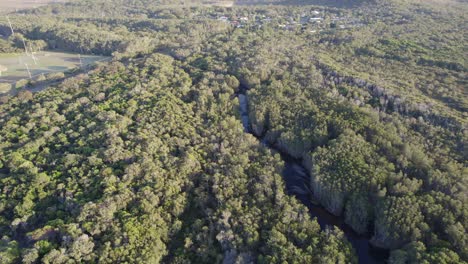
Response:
0,0,67,13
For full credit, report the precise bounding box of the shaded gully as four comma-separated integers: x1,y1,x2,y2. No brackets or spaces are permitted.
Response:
238,90,389,264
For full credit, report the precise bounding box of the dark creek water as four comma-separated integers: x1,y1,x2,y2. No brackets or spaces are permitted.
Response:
238,93,389,264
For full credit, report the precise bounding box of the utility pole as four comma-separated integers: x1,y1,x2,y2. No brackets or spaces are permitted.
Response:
31,53,38,65
25,63,32,79
100,11,105,28
78,54,83,68
6,16,14,35
29,43,38,64
29,42,37,65
22,38,29,56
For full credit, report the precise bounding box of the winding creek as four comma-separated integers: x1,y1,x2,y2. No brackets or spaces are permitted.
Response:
238,90,389,264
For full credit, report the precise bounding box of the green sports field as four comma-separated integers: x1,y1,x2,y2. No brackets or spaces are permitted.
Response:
0,0,68,13
0,52,107,83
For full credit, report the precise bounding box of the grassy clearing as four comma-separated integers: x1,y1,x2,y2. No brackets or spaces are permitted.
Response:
0,51,107,84
0,0,67,13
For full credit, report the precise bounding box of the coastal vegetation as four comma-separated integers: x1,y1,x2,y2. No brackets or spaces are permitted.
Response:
0,0,466,263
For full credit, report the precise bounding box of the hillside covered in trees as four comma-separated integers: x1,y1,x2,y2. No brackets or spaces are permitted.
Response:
0,0,466,263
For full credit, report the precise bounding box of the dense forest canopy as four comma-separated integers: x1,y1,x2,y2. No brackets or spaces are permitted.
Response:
0,0,466,263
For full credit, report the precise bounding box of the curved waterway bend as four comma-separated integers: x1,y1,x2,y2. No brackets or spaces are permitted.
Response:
238,93,388,264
